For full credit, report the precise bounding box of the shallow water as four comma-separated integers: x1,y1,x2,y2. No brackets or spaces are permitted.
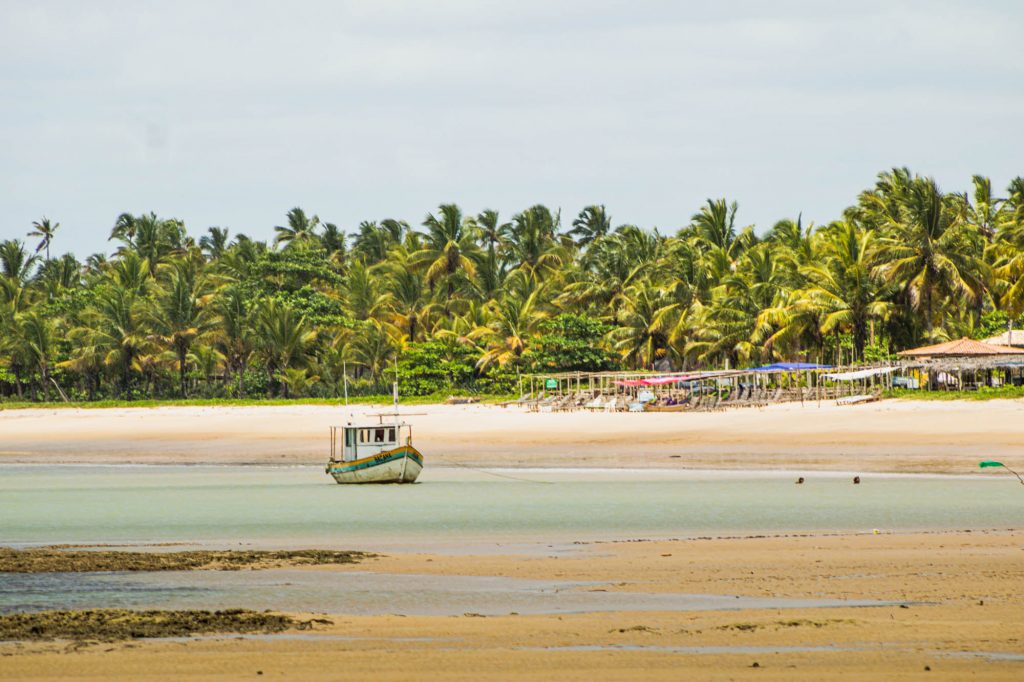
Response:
1,465,1022,550
0,570,909,616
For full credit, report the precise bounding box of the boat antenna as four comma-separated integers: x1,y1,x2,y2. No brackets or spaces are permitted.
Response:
393,357,400,422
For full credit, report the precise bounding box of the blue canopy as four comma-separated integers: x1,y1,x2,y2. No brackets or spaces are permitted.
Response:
751,362,832,371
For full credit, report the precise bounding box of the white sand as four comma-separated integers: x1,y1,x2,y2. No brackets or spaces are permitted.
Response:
2,399,1023,473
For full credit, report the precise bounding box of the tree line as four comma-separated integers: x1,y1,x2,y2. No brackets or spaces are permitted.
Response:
2,167,1024,401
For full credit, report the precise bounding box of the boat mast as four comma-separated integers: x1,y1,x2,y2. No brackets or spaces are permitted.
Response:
343,360,349,407
394,359,409,482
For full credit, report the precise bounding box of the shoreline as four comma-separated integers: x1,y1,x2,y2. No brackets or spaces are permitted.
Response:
0,460,1013,481
2,399,1024,473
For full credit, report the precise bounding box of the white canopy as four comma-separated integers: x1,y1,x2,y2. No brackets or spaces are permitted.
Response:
822,367,895,381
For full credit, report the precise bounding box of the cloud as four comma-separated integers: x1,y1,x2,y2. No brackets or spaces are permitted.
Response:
1,1,1022,253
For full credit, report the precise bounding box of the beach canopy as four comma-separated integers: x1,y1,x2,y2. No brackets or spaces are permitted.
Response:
898,337,1024,358
982,331,1024,348
822,367,894,381
613,374,699,387
751,362,831,372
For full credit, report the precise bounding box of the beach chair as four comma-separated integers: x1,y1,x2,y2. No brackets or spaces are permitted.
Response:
698,395,719,412
533,395,557,412
608,396,627,412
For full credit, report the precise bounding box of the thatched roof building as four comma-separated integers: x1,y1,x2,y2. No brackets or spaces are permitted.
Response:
898,337,1023,359
982,330,1024,348
898,337,1024,388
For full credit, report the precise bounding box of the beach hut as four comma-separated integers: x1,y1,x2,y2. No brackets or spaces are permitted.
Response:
898,337,1024,389
982,330,1024,348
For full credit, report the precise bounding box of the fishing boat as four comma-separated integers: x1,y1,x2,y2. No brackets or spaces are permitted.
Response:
324,384,424,484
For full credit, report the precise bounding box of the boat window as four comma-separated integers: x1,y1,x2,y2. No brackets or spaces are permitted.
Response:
374,428,386,443
359,429,369,444
345,429,355,447
388,428,396,442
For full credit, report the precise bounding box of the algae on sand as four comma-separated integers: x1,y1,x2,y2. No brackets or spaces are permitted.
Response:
0,609,303,641
0,548,375,573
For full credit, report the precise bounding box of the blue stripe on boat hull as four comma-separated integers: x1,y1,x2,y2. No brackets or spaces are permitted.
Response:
328,447,423,475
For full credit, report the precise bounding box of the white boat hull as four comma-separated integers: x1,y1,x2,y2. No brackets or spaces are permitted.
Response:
327,446,423,484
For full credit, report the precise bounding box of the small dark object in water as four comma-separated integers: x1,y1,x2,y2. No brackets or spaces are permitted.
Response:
796,477,805,484
750,661,760,668
853,476,861,484
924,665,931,671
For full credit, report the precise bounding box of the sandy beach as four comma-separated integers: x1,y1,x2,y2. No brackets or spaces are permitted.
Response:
2,399,1024,473
3,530,1022,680
4,400,1024,679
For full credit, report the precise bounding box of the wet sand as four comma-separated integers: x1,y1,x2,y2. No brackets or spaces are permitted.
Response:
3,399,1024,473
2,530,1022,680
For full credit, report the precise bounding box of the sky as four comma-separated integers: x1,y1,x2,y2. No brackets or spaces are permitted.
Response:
2,0,1023,257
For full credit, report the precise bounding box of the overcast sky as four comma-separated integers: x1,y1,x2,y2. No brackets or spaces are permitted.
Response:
2,0,1022,257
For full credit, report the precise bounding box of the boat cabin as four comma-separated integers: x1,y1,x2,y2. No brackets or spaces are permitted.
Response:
329,421,411,462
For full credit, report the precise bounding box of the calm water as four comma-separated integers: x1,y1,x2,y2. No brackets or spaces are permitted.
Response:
0,570,907,616
2,465,1020,616
1,465,1022,550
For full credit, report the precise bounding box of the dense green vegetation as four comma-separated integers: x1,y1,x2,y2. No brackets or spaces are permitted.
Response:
3,168,1024,403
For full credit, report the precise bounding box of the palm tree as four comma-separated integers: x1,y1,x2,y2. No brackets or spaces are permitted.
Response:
350,319,396,386
0,240,39,285
570,205,612,248
189,344,226,394
471,275,549,370
691,199,754,259
145,260,214,397
412,204,481,316
36,254,82,301
319,222,346,260
211,286,256,397
274,367,320,398
77,285,149,397
15,311,58,401
28,218,60,261
351,220,403,264
873,176,986,336
607,281,674,369
507,205,564,277
255,299,317,396
800,222,892,361
563,226,663,316
200,227,230,259
274,207,320,247
111,213,186,271
475,209,511,298
376,246,435,343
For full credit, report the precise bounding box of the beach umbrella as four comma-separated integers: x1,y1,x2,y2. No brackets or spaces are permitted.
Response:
979,460,1024,484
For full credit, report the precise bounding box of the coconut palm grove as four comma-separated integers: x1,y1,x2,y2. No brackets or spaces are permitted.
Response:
2,167,1024,402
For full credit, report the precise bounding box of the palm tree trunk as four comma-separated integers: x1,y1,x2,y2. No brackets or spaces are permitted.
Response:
178,346,188,398
236,359,246,398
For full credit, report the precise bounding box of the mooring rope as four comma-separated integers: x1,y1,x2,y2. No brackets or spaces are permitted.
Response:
429,454,553,484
